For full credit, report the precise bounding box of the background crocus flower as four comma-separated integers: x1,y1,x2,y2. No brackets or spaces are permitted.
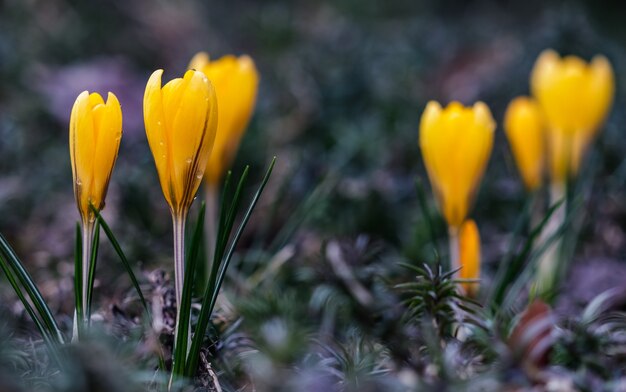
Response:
143,69,217,310
504,96,545,191
459,219,481,297
531,49,614,183
188,52,259,186
419,101,495,229
69,90,122,333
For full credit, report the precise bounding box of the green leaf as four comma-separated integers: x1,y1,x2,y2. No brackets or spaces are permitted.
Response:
0,232,65,345
172,203,205,379
185,157,276,377
489,198,563,309
86,219,101,322
74,223,83,338
415,177,439,265
90,206,149,317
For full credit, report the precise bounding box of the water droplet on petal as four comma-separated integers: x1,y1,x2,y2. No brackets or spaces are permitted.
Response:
76,179,82,186
186,158,193,164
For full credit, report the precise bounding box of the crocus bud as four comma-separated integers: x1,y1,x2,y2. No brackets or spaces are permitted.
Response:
504,97,545,191
531,50,614,183
69,91,122,222
143,69,218,215
189,52,259,186
458,219,481,297
419,101,495,228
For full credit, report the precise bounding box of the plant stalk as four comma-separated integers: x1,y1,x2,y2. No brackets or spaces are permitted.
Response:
448,226,460,274
535,182,566,297
172,212,187,311
81,218,95,325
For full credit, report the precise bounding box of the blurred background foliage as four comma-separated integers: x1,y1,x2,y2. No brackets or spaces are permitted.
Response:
2,0,626,390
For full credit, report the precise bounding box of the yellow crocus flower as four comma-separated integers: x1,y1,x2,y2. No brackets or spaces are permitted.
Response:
69,91,122,222
531,49,614,182
504,97,545,191
189,52,259,185
459,219,480,297
69,90,122,335
419,101,495,228
143,69,218,215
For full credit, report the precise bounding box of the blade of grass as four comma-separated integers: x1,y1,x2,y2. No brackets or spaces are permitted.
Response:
0,253,65,367
186,157,276,377
415,177,439,264
74,223,83,339
489,199,563,309
0,253,51,343
0,232,65,344
86,219,101,322
487,194,534,304
89,206,167,373
90,206,149,316
172,203,205,379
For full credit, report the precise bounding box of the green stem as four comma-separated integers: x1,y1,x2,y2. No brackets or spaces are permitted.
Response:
534,182,566,298
172,212,187,311
81,219,95,327
448,226,459,274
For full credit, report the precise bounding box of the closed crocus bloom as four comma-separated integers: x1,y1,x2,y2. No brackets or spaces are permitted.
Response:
69,91,122,334
69,91,122,222
504,97,545,191
531,49,614,136
189,52,259,185
459,219,481,296
419,101,495,228
144,69,218,215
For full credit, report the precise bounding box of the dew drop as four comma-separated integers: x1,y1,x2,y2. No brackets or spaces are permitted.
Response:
76,179,82,186
185,158,193,164
196,172,203,180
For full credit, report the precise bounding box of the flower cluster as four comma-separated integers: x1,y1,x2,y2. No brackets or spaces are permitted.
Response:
419,49,615,296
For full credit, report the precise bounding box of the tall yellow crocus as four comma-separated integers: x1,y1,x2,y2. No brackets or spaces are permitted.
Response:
529,50,614,297
69,91,122,328
144,69,217,308
188,52,259,275
531,49,614,183
419,101,494,273
504,97,545,191
188,52,259,186
419,101,495,228
459,219,481,297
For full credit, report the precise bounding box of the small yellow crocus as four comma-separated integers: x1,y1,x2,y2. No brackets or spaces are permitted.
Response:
531,49,614,183
504,97,545,191
69,90,122,332
69,91,123,222
419,101,495,228
144,69,218,215
188,52,259,186
144,69,218,311
458,219,481,297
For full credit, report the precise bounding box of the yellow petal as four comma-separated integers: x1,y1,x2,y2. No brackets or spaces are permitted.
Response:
144,70,173,207
504,97,545,190
188,51,210,71
91,92,122,210
459,219,481,296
